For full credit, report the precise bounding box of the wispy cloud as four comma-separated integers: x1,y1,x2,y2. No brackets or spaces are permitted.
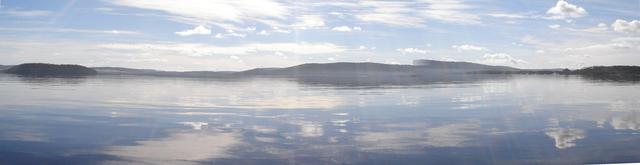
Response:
108,0,289,29
214,30,246,39
100,42,346,56
0,27,138,35
291,15,325,30
174,25,211,36
397,48,429,54
487,13,527,19
419,0,481,24
480,53,526,65
0,8,52,17
452,44,489,52
323,0,480,27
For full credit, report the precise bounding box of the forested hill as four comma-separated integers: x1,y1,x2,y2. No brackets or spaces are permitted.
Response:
4,63,97,76
574,66,640,80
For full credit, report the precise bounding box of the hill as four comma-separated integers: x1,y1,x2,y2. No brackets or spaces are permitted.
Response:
230,61,520,85
238,61,518,77
574,66,640,81
87,60,519,79
93,67,233,78
5,63,97,77
412,59,517,71
0,65,12,71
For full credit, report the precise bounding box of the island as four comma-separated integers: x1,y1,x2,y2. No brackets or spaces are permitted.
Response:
4,63,98,77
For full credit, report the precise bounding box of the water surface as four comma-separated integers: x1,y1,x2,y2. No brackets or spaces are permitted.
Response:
0,74,639,164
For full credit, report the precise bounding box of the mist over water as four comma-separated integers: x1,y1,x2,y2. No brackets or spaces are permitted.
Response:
0,73,639,164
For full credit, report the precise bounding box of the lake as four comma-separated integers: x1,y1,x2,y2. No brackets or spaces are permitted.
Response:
0,73,638,164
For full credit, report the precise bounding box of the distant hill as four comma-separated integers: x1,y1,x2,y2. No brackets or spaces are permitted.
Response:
239,62,419,77
225,61,522,85
574,66,640,81
0,65,11,71
412,59,517,71
5,63,97,77
471,65,640,81
93,67,233,78
238,61,518,77
88,60,520,78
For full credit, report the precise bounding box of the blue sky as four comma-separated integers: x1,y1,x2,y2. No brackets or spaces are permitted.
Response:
0,0,638,71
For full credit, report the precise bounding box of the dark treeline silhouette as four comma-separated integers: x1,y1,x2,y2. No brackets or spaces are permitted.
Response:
574,66,640,81
4,63,97,77
0,65,12,71
471,69,572,75
475,66,640,81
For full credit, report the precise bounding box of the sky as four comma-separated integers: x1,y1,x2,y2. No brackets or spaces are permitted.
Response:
0,0,638,71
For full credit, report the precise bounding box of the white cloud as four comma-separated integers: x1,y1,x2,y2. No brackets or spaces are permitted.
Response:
95,8,114,12
0,27,138,35
358,46,376,51
452,44,489,52
548,23,609,33
396,48,428,54
612,19,640,33
109,0,288,29
213,29,246,39
563,37,640,52
481,53,526,65
328,12,346,18
291,15,325,30
582,23,608,32
0,9,52,17
356,13,425,27
346,0,480,27
487,13,526,19
546,0,587,19
419,0,481,24
534,36,640,68
174,25,211,36
521,35,545,46
255,27,291,36
331,26,362,32
352,1,424,27
331,26,351,32
257,30,269,35
100,42,346,56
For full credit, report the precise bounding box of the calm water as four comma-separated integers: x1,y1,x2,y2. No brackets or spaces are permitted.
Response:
0,73,639,164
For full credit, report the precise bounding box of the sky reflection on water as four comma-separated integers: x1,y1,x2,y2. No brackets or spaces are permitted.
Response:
0,74,639,164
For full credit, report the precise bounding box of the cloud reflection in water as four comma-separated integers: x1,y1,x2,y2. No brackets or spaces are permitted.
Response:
545,128,586,149
103,132,241,165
